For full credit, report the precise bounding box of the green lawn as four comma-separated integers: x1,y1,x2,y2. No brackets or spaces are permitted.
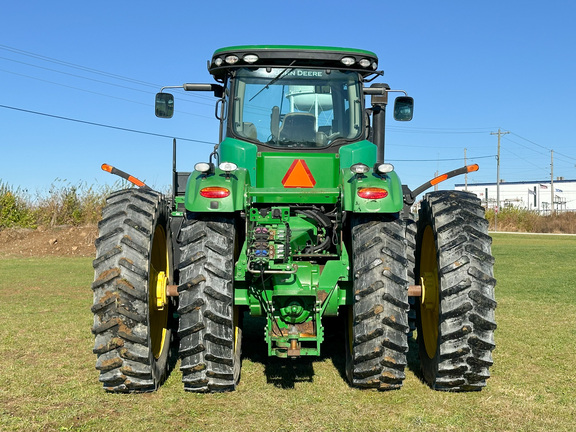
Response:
1,234,575,431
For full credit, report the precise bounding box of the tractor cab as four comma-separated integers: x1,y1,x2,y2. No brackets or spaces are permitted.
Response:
156,45,413,154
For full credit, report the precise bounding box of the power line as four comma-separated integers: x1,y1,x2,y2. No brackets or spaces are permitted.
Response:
389,155,495,162
500,146,546,171
510,131,576,161
0,103,217,145
0,68,151,107
554,150,576,162
503,135,549,157
388,127,493,134
0,44,217,104
509,132,550,151
0,68,215,119
0,43,157,88
386,142,464,149
0,55,153,94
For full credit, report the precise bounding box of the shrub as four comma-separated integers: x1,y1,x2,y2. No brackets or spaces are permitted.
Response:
0,182,36,229
486,206,576,233
35,180,118,227
0,180,125,229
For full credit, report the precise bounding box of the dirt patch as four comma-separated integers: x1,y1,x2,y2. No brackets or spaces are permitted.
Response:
0,225,97,257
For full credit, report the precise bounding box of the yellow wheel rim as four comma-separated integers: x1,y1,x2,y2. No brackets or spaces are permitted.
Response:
233,305,240,353
420,225,439,359
149,224,169,360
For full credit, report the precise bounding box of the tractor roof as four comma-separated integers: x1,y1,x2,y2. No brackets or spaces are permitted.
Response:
208,45,381,80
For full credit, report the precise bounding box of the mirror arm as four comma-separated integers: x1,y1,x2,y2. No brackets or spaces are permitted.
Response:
160,85,184,93
364,87,408,97
160,84,224,98
386,89,408,96
183,83,224,98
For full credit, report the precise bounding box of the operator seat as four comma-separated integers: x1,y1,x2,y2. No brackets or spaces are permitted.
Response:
278,113,316,144
240,122,258,140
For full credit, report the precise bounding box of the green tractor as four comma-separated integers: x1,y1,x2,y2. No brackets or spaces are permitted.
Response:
91,45,496,393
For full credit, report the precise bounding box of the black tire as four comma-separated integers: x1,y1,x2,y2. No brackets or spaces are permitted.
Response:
177,214,242,392
345,215,410,390
415,191,497,391
91,189,174,392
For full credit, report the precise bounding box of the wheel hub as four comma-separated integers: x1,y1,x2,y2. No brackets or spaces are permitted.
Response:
154,270,168,310
420,272,437,310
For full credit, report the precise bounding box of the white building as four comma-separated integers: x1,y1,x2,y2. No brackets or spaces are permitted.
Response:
454,179,576,213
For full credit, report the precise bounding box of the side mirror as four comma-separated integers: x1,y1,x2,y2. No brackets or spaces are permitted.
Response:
155,93,174,118
393,96,414,121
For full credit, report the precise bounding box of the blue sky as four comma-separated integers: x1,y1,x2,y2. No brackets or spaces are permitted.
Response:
2,1,575,197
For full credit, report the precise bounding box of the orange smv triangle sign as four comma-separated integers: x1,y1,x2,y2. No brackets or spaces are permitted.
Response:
281,159,316,188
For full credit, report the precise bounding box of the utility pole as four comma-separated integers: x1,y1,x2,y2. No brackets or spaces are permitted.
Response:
551,150,554,215
491,129,509,231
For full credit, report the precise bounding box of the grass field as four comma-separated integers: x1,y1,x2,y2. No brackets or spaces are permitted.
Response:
1,233,575,431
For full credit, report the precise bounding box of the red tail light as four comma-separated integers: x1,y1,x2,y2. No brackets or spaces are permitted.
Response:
357,187,388,199
200,187,230,198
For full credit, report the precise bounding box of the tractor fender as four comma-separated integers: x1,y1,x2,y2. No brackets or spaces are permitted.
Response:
184,167,249,212
341,169,404,213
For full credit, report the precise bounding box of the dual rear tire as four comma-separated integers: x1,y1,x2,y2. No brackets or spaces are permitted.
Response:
92,189,174,392
345,190,496,392
92,192,241,393
415,191,497,391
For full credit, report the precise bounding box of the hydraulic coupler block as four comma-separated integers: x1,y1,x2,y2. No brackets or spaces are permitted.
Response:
248,223,289,269
247,207,291,272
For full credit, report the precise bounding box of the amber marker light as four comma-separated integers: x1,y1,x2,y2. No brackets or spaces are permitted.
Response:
430,173,449,186
200,187,230,198
128,176,145,188
357,187,388,199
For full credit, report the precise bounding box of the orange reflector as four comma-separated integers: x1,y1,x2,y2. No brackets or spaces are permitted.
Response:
101,164,113,173
430,174,448,186
200,187,230,198
282,159,316,188
357,187,388,199
128,176,145,188
467,164,479,173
